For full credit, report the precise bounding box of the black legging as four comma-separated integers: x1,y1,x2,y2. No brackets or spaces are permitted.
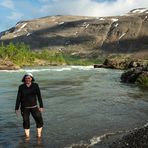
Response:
21,107,43,129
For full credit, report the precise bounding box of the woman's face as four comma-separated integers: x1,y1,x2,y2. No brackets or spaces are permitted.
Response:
25,76,32,84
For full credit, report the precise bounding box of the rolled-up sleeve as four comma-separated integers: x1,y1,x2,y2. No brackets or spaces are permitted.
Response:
15,86,21,110
36,84,43,108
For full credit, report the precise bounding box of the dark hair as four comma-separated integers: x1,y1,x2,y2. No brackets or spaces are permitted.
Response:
22,75,35,82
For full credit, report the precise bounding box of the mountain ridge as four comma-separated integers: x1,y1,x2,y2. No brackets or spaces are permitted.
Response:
0,8,148,57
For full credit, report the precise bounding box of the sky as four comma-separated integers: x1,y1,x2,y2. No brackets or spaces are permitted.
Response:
0,0,148,32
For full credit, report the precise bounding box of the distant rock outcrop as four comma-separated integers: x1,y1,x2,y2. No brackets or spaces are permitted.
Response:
94,57,148,69
0,8,148,56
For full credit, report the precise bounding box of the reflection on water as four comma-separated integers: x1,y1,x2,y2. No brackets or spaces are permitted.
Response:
0,66,148,148
16,136,44,148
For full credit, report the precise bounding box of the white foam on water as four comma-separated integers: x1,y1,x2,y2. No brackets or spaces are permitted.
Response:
0,67,71,73
0,69,24,73
89,132,121,146
70,66,93,70
51,67,72,71
65,143,88,148
25,69,51,72
0,66,112,73
89,136,102,146
25,67,72,73
65,132,121,148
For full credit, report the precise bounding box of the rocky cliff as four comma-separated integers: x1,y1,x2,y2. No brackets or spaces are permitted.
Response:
0,8,148,57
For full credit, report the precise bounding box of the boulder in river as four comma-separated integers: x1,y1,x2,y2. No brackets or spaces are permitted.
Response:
121,67,143,83
120,65,148,88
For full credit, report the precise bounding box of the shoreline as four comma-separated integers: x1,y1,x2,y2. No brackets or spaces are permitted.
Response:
0,63,95,71
109,123,148,148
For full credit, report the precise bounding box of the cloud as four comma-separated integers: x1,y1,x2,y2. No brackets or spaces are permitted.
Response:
0,0,15,10
39,0,148,16
7,11,23,20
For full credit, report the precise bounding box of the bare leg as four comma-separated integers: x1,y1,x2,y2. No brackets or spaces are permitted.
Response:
25,129,30,137
37,127,42,137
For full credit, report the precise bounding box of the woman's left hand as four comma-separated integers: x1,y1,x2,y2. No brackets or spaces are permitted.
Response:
39,108,44,112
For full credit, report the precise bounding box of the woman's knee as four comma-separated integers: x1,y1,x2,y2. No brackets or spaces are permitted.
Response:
31,108,43,128
21,109,30,129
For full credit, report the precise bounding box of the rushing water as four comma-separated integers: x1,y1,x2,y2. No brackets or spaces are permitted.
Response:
0,66,148,148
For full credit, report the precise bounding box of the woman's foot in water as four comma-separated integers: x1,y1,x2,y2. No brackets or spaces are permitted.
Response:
37,127,42,138
25,129,30,138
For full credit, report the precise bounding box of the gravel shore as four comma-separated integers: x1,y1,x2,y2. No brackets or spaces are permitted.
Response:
109,124,148,148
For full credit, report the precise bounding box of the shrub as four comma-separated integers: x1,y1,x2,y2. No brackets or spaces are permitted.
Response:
136,73,148,88
0,42,34,66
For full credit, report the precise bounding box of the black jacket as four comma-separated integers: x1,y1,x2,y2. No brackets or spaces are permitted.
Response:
15,83,43,110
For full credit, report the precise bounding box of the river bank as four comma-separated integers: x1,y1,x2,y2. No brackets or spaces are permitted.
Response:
0,59,20,70
94,56,148,89
110,123,148,148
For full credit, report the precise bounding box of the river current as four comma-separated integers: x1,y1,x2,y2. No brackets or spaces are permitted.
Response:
0,66,148,148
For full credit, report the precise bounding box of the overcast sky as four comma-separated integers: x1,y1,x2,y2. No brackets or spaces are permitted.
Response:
0,0,148,32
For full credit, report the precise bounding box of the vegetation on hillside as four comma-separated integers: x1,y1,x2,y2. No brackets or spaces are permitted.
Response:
0,42,34,66
0,42,103,66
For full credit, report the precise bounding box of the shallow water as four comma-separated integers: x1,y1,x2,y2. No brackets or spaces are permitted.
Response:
0,66,148,148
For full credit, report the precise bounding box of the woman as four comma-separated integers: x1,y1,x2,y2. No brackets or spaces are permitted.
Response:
15,73,44,138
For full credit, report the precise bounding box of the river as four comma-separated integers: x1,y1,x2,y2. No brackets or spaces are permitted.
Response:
0,66,148,148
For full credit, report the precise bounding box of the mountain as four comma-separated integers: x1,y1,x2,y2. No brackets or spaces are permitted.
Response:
0,8,148,57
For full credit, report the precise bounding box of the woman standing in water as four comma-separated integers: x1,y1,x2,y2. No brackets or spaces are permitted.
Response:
15,73,44,138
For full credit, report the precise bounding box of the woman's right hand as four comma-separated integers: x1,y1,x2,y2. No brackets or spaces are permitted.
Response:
39,108,44,112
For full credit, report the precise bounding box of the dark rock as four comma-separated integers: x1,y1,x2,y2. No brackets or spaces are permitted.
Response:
121,62,148,83
128,61,140,68
121,68,143,83
94,64,115,68
127,60,148,69
103,58,128,69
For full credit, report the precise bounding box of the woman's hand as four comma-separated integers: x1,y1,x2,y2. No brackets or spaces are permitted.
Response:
39,108,44,112
15,110,20,117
